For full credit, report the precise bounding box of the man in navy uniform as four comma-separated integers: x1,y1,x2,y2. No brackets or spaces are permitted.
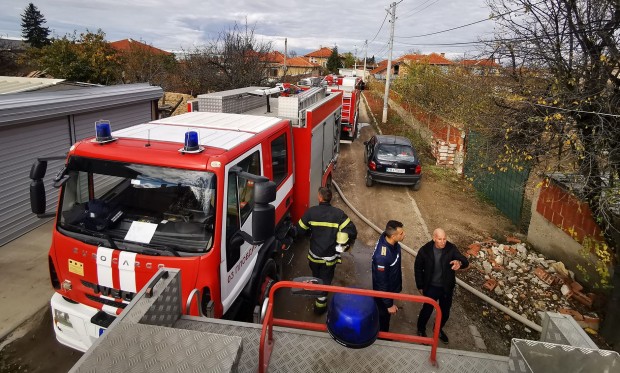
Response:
298,187,357,314
415,228,469,344
372,220,405,332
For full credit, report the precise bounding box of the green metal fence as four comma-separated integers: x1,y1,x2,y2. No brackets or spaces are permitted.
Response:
463,131,531,226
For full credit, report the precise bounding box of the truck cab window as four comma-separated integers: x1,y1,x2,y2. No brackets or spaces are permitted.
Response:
271,134,287,186
58,157,216,255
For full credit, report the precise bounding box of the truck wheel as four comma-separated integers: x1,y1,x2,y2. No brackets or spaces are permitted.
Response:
413,181,422,191
253,258,278,323
257,258,278,306
365,172,373,187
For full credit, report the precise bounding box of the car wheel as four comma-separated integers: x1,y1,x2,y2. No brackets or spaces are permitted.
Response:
365,172,373,187
412,181,421,191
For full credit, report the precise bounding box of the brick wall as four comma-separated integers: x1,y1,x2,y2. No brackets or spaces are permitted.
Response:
387,90,465,173
536,179,603,246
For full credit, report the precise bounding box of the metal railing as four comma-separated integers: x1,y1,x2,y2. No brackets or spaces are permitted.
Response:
258,281,443,373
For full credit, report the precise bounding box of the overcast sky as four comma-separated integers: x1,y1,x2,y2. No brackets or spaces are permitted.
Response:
2,0,497,60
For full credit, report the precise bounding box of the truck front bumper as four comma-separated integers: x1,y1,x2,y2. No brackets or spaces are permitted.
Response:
50,292,108,352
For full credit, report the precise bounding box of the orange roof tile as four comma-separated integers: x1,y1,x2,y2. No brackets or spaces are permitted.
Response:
109,39,172,56
370,60,389,74
285,56,319,67
398,53,453,65
461,59,500,68
262,51,285,63
305,47,333,58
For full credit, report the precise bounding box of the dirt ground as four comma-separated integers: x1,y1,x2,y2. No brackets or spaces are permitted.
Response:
0,93,527,372
326,103,524,356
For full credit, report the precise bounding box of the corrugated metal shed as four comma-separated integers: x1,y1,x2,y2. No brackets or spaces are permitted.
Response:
0,83,162,127
0,83,163,246
0,76,66,94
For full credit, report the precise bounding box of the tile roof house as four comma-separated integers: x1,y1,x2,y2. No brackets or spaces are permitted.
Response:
459,59,501,75
109,38,172,56
371,53,454,79
263,51,320,80
305,47,333,68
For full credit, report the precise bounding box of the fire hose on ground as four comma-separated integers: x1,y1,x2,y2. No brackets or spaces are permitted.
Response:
332,179,543,333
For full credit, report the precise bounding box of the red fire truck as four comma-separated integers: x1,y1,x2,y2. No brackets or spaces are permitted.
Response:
29,86,342,351
323,75,363,143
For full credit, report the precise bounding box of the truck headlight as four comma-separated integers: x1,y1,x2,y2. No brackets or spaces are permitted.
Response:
54,309,73,328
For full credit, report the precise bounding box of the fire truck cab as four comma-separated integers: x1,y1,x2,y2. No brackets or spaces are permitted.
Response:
30,86,342,352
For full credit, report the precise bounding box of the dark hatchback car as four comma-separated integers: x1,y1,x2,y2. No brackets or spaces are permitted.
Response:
364,135,422,190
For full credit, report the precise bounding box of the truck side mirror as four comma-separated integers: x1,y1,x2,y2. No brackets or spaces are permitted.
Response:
252,180,276,243
252,203,275,243
30,179,46,215
254,180,276,204
30,160,47,180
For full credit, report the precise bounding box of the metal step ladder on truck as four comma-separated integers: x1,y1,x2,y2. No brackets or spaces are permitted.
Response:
70,268,620,372
29,85,343,352
323,74,363,143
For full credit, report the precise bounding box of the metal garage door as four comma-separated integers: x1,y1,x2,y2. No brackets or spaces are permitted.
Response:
73,102,152,141
0,117,71,246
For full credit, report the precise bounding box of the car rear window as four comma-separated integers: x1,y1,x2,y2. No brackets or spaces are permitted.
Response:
377,144,416,162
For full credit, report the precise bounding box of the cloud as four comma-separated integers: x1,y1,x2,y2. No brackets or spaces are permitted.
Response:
2,0,496,58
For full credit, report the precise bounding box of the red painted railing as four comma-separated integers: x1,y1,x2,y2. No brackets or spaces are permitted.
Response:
258,281,443,372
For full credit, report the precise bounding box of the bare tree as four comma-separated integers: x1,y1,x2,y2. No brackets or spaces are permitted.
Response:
177,22,273,94
484,0,620,346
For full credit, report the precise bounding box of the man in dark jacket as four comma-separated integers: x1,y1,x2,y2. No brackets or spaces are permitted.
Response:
298,187,357,314
415,228,468,344
372,220,405,332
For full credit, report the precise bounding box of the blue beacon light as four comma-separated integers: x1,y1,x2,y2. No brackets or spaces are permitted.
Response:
93,120,116,143
180,131,203,153
326,292,379,349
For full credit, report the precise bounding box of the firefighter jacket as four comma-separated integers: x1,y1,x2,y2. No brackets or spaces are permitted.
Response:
414,240,469,293
298,202,357,265
372,233,402,308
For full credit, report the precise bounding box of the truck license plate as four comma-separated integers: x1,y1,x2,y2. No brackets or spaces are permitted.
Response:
386,168,405,173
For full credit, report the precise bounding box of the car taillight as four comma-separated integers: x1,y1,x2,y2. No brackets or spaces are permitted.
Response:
369,161,376,171
414,165,422,174
49,255,60,290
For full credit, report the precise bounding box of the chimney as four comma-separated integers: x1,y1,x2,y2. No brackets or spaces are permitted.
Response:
440,52,445,57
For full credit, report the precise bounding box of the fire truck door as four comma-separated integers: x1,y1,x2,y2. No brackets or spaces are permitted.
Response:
309,124,324,207
221,147,263,313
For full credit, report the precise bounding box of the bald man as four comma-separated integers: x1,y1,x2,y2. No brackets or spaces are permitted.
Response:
414,228,468,344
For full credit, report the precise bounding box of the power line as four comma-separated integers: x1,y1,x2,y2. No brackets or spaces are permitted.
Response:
401,0,439,18
369,12,389,44
395,0,546,39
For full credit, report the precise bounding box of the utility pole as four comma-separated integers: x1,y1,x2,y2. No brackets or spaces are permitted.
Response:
363,39,368,82
283,38,288,81
354,45,358,72
382,2,397,124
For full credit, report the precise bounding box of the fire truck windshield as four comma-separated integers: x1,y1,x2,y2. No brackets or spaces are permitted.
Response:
58,156,216,255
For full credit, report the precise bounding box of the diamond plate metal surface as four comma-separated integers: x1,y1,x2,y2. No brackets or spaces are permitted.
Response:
540,312,598,349
508,338,620,373
72,323,242,373
120,270,181,327
175,317,508,373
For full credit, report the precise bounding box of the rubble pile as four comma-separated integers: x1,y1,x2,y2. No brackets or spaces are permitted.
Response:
461,237,599,332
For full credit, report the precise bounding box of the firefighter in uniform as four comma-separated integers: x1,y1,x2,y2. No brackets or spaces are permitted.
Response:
297,187,357,314
372,220,405,332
